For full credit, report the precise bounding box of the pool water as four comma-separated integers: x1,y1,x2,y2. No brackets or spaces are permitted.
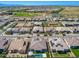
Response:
31,54,43,58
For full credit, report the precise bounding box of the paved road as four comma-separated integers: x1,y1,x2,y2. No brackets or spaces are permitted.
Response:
0,34,79,38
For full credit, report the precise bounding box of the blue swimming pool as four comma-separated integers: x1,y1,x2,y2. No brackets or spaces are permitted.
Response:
31,54,43,58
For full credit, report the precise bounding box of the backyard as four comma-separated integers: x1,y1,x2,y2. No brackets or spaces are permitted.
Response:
71,48,79,57
0,52,7,58
53,52,71,58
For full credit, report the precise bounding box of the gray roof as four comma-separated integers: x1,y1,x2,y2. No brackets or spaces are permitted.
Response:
65,37,79,47
30,37,47,50
0,38,11,49
32,26,43,32
49,37,69,51
11,28,20,32
8,38,28,52
20,28,31,32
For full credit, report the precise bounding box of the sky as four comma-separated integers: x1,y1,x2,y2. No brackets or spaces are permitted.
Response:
0,1,79,6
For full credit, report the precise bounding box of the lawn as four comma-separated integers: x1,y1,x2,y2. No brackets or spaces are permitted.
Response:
45,52,50,58
14,12,39,17
42,21,48,27
0,52,7,58
71,48,79,57
53,52,70,58
6,53,27,58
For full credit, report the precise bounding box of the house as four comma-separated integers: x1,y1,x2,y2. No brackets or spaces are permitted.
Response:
32,26,44,33
29,37,47,53
44,27,54,32
20,27,32,34
33,22,42,26
65,37,79,49
62,22,79,27
73,27,79,33
26,18,32,21
48,37,69,53
23,22,33,27
65,24,79,27
8,37,29,54
11,28,20,33
0,38,11,53
15,22,25,28
0,18,9,27
62,18,75,22
55,27,72,34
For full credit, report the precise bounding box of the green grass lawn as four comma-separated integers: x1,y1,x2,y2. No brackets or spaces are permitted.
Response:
53,52,70,58
0,52,7,58
14,12,38,17
71,48,79,57
42,21,48,27
45,52,50,58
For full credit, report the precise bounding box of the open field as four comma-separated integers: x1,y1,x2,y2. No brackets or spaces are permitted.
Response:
13,12,42,17
59,7,79,17
60,7,79,15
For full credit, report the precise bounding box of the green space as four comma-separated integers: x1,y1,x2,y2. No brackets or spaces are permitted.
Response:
33,52,43,54
14,12,38,17
45,52,50,58
53,52,70,57
0,52,7,58
42,21,48,27
44,32,49,36
71,48,79,57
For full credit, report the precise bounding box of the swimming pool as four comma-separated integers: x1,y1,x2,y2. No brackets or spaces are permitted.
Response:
31,54,43,58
